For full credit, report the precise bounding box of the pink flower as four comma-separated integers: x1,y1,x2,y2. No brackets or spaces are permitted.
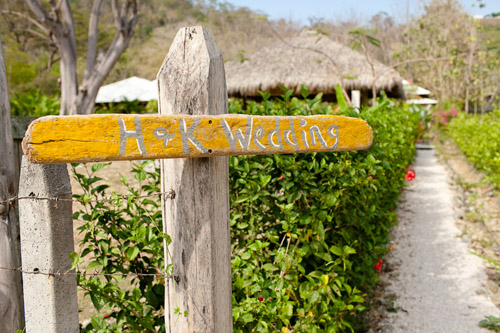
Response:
450,108,458,117
279,176,284,180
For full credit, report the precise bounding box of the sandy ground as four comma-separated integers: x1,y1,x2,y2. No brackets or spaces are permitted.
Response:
375,148,500,332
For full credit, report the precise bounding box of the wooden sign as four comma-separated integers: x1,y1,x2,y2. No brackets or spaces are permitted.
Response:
22,113,373,164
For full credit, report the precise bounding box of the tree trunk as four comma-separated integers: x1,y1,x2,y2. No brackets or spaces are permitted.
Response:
480,75,485,116
0,34,24,332
25,0,139,115
57,34,78,116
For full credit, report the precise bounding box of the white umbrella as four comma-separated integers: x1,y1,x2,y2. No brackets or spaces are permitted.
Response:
95,76,157,103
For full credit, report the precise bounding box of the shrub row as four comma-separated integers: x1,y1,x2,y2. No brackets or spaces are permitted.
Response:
229,92,419,331
71,91,420,332
448,110,500,188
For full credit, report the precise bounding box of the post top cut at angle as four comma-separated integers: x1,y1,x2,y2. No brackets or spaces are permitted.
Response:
22,113,373,164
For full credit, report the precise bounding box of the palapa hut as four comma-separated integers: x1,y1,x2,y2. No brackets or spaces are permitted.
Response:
225,30,405,103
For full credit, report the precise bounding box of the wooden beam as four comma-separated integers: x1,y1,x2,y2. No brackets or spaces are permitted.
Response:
22,113,373,163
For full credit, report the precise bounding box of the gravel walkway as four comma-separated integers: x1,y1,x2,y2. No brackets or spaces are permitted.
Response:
377,148,500,332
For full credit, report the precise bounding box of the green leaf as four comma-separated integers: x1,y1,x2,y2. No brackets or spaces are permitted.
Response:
335,85,348,112
86,260,103,271
281,303,293,317
89,293,104,312
127,246,140,260
330,245,342,256
241,312,254,324
300,84,310,99
91,163,109,173
90,315,106,329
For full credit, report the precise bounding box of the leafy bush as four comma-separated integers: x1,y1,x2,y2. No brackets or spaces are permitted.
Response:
9,90,156,117
229,91,419,331
94,99,157,114
71,161,167,332
448,110,500,188
10,90,59,117
71,91,419,331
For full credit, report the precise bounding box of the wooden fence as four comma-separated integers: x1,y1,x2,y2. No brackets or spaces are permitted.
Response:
7,26,373,332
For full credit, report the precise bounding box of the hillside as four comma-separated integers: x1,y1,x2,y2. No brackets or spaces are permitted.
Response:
0,0,298,94
480,16,500,53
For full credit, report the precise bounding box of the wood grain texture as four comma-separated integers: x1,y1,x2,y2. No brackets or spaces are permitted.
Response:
0,34,23,331
22,113,373,163
158,26,232,332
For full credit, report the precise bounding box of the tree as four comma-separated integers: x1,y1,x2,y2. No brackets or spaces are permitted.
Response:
24,0,139,115
394,0,484,108
349,27,382,105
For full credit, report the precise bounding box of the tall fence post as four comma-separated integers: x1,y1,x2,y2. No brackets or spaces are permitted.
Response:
18,157,79,332
157,26,232,332
0,33,24,332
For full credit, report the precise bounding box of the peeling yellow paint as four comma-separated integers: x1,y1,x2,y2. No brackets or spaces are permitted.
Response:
22,114,373,164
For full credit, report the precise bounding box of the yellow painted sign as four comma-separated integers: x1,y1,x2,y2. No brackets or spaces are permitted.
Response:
22,114,373,164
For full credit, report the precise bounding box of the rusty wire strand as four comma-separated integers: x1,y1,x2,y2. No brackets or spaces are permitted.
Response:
0,190,176,205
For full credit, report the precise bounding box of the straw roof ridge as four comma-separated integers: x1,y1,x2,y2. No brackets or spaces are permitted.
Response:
225,29,404,98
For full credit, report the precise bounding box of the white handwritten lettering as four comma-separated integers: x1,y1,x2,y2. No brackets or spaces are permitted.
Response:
118,117,147,156
221,118,253,151
179,118,208,154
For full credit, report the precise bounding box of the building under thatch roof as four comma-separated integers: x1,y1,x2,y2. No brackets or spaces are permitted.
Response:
96,76,157,103
225,30,405,101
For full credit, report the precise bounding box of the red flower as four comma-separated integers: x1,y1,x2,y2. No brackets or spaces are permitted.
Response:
258,296,264,302
279,176,284,180
405,170,416,181
374,259,383,271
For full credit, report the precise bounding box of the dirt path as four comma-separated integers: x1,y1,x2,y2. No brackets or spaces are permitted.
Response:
373,147,500,332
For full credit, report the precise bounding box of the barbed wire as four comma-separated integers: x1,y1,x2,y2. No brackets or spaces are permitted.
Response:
0,266,172,279
0,189,176,205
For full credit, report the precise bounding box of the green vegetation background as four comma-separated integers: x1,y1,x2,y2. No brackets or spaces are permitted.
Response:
70,91,420,331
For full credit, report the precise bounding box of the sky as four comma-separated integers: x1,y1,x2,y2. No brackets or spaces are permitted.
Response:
225,0,500,25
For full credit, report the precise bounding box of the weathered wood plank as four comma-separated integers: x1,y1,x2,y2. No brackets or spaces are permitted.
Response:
158,26,232,332
22,113,373,163
0,34,24,332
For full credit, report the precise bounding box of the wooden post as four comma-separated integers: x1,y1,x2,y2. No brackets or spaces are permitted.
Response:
351,90,361,109
0,34,24,332
11,117,37,181
18,157,79,332
157,26,232,332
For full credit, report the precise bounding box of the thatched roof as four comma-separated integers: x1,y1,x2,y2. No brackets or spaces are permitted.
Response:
225,30,405,99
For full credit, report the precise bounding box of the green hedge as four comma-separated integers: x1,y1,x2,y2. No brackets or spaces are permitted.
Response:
448,110,500,188
229,93,419,331
71,92,420,332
